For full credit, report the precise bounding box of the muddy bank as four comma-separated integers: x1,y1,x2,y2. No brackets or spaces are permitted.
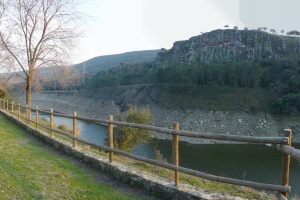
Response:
18,92,300,143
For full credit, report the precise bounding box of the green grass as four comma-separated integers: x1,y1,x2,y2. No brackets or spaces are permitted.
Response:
0,114,140,200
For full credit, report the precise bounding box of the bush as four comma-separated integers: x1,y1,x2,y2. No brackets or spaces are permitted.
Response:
0,89,7,99
58,123,69,132
114,105,152,152
271,98,284,113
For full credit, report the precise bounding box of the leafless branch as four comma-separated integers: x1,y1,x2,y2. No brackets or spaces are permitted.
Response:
0,0,84,106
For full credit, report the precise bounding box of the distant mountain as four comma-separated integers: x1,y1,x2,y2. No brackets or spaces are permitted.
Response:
76,50,159,74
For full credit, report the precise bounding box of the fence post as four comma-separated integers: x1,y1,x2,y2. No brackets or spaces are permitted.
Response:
0,98,2,109
35,106,39,130
6,100,8,111
281,129,292,198
173,122,180,187
50,108,54,137
73,111,77,148
108,115,114,163
18,103,20,120
11,101,14,116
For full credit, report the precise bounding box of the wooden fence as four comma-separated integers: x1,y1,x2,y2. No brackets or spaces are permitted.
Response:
0,98,299,199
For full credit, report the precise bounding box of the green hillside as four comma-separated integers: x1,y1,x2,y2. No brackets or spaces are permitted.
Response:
76,49,159,74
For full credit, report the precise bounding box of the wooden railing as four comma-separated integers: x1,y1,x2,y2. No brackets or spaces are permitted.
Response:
0,98,298,199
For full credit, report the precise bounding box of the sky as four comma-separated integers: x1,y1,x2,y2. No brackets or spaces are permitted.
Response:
72,0,300,64
73,0,242,63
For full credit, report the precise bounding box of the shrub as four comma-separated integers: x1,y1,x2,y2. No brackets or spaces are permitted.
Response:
0,89,6,99
271,98,284,113
114,105,152,152
58,123,68,132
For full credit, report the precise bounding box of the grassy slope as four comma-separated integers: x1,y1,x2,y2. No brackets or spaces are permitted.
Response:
84,84,272,112
0,114,140,200
160,85,272,111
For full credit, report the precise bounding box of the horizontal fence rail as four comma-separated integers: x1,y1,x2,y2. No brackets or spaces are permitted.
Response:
30,109,290,145
277,144,300,160
0,98,298,199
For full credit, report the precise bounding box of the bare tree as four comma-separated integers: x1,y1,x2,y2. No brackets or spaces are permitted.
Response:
52,65,82,90
0,0,83,107
29,65,82,92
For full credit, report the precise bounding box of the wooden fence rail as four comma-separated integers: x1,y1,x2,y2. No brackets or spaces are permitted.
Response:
30,109,291,145
277,144,300,160
1,99,298,198
16,104,290,145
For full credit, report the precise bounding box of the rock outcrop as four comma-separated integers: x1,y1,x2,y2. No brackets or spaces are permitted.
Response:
155,29,300,66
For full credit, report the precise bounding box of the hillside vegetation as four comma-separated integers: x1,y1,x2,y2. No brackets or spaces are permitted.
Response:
76,50,159,74
83,59,300,114
81,29,300,115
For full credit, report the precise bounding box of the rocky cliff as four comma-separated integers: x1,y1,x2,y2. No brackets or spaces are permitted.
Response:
155,29,300,66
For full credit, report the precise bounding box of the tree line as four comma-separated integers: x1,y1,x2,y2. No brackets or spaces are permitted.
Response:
84,61,262,88
83,59,300,114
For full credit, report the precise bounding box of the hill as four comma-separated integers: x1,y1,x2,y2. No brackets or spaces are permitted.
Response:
155,29,300,66
82,29,300,115
76,49,159,74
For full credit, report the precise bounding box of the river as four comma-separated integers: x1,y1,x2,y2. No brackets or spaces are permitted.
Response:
38,113,300,197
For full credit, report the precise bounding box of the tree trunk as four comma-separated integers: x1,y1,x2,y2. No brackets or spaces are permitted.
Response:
26,79,32,123
26,80,31,108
